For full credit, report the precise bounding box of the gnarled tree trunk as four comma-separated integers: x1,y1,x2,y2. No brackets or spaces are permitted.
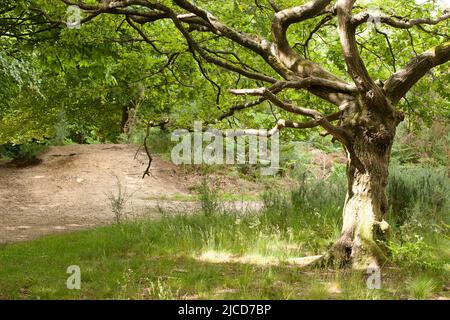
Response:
331,106,400,269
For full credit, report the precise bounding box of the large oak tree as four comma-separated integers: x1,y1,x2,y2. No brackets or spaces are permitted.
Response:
18,0,450,268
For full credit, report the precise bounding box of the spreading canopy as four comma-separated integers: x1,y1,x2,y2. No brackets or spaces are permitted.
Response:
55,0,449,133
1,1,449,143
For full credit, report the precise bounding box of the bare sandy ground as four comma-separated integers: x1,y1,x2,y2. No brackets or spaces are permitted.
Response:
0,144,184,243
0,144,262,244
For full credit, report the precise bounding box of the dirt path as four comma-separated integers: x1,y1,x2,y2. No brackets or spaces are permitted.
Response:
0,144,262,244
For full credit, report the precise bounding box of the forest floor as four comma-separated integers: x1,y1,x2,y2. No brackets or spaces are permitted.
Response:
0,144,448,300
0,144,263,244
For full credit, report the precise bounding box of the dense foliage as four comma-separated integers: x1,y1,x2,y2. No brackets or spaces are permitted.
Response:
0,0,448,146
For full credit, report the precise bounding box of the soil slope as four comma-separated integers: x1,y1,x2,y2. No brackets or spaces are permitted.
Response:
0,144,201,243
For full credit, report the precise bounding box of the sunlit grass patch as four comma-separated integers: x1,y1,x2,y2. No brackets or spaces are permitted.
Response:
194,250,323,267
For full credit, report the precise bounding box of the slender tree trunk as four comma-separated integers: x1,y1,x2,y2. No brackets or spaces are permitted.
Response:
121,104,132,134
331,107,399,269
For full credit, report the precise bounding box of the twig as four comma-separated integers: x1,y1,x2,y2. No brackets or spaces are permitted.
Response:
142,119,169,179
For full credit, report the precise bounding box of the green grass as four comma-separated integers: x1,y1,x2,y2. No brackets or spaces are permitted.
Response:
0,212,448,300
145,192,260,202
0,165,448,300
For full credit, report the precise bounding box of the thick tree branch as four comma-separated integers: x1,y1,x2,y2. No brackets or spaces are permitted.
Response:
384,41,450,104
272,0,337,79
227,117,339,138
271,0,354,106
352,11,450,29
336,0,389,110
229,84,352,146
218,75,354,121
229,78,357,96
168,12,277,83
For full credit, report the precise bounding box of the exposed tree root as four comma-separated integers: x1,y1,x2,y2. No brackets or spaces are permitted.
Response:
298,235,387,271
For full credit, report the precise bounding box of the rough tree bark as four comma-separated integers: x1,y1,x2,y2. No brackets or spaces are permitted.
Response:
331,102,402,269
120,103,134,134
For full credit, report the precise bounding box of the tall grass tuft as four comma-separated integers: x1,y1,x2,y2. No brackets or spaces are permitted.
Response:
107,176,131,224
197,178,221,217
386,165,449,272
387,164,449,226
